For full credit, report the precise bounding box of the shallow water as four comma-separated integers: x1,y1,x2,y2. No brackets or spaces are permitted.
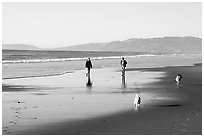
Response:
3,54,201,79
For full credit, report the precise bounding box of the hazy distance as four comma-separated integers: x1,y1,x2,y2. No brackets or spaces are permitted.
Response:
2,2,202,48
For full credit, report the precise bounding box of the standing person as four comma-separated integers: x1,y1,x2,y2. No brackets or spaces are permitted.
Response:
85,58,92,75
120,57,127,76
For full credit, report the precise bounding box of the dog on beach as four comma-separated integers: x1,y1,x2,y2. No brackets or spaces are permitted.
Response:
134,94,141,109
175,74,183,86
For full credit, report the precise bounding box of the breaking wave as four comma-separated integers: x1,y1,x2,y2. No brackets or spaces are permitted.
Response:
3,54,162,64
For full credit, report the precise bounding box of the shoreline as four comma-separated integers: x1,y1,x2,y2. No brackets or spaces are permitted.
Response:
2,63,202,135
2,54,201,79
2,71,74,80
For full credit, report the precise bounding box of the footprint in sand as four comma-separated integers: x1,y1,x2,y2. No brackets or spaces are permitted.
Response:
17,101,25,104
9,121,15,124
6,131,10,134
21,117,37,120
3,126,11,135
3,126,8,132
5,105,24,134
14,115,21,118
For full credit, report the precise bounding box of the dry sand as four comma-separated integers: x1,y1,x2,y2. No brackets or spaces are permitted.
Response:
2,61,202,135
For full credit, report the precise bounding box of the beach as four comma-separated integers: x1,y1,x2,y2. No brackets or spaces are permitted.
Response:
2,54,202,135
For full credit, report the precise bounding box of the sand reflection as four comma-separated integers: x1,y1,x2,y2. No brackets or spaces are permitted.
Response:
86,73,93,88
121,75,126,88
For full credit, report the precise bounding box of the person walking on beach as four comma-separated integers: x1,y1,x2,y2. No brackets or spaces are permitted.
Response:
85,58,92,75
120,57,127,76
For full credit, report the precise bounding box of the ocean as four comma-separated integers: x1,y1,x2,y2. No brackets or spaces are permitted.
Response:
2,50,176,79
2,50,159,64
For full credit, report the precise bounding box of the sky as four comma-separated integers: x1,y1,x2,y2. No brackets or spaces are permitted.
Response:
2,2,202,48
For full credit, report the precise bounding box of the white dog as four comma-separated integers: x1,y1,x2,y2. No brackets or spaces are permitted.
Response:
134,94,141,109
175,74,182,86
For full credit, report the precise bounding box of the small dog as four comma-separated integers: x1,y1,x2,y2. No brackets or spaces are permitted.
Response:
134,94,141,109
175,74,182,85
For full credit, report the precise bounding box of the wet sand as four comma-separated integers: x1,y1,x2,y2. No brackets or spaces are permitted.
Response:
2,62,202,135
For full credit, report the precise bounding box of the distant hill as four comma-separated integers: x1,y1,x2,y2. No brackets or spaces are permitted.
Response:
2,44,41,50
55,37,202,54
2,37,202,54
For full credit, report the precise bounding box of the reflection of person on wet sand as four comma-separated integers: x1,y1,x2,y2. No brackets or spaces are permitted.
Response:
86,75,93,87
121,75,126,87
85,58,92,75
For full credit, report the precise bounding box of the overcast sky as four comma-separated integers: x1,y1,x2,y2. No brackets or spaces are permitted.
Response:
2,2,202,48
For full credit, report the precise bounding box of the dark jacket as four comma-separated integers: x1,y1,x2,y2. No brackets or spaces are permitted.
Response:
120,60,127,67
85,60,92,69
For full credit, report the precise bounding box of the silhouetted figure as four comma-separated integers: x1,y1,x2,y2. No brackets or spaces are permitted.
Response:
85,58,92,75
120,57,127,76
175,74,183,86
